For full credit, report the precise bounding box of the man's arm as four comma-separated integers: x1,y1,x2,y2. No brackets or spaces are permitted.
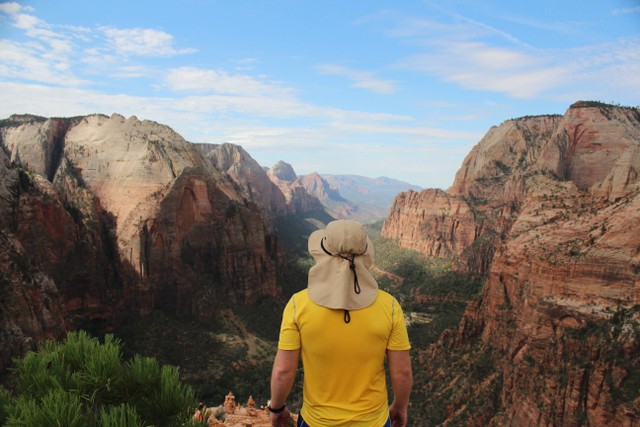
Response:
269,348,300,426
387,349,413,427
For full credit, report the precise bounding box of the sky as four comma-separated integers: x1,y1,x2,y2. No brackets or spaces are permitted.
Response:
0,1,638,189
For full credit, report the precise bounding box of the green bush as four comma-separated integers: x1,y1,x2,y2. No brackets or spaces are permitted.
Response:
98,404,144,427
0,386,13,425
5,330,197,426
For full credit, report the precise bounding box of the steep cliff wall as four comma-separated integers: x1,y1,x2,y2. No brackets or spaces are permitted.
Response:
383,103,640,270
460,175,640,426
0,147,121,373
383,189,478,258
200,143,291,218
390,102,640,425
0,114,282,369
265,162,325,214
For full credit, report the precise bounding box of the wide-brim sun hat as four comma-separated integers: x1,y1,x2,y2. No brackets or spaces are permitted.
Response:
307,220,378,310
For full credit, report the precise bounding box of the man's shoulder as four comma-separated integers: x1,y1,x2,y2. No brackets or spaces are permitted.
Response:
289,289,310,306
292,289,309,299
376,289,398,303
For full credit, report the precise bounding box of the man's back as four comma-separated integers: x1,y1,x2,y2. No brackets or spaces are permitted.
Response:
278,289,410,426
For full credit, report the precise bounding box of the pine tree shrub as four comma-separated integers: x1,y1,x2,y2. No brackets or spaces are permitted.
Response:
6,330,197,426
0,386,12,425
98,404,144,427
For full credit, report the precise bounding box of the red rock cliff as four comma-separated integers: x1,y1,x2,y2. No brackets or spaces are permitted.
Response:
383,102,640,425
0,114,282,369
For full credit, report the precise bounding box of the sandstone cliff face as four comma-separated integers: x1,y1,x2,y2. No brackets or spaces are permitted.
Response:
383,104,640,267
265,163,325,214
0,114,281,368
200,143,290,218
472,176,640,426
391,103,640,425
197,145,324,218
0,147,120,373
297,172,355,219
384,189,477,257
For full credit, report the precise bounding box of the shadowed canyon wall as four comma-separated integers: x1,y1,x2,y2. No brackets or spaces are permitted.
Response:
0,114,323,372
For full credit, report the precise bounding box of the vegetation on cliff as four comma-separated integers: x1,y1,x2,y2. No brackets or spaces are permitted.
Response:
0,331,199,427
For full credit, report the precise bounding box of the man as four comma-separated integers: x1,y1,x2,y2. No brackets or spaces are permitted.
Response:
269,220,413,427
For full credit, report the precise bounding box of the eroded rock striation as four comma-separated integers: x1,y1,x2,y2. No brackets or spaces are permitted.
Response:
384,102,640,425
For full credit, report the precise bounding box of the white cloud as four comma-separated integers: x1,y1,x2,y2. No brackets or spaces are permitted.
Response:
318,64,396,94
399,41,574,98
164,67,296,98
102,27,196,57
0,39,87,85
0,2,23,15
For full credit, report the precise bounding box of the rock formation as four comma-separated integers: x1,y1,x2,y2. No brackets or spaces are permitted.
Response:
0,114,282,370
383,102,640,424
199,143,291,218
264,162,325,214
198,391,298,427
296,172,357,219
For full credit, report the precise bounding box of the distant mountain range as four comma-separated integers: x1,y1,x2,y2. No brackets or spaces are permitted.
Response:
295,172,421,223
264,159,422,223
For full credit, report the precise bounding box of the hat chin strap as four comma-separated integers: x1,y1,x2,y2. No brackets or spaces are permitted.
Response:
320,238,367,324
320,239,365,296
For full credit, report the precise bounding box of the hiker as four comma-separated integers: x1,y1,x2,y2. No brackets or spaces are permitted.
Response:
269,220,413,427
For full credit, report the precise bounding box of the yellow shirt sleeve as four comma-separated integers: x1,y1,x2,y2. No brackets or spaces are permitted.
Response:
387,297,411,351
278,295,301,350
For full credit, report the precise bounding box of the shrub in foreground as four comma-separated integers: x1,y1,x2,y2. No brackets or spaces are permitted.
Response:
1,330,199,426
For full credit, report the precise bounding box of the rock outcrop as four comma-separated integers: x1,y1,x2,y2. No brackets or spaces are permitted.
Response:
297,172,356,219
383,102,640,272
264,162,325,214
0,114,282,370
383,188,477,258
384,102,640,425
199,143,291,218
468,175,640,426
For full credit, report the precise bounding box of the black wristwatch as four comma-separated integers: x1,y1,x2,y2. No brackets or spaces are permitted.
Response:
268,403,287,413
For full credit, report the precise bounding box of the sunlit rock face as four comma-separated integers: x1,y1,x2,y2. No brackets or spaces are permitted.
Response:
263,162,326,214
200,144,325,218
383,102,640,425
0,114,281,369
383,102,640,270
383,188,477,258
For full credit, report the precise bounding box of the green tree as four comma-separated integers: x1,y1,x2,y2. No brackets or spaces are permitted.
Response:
2,330,199,426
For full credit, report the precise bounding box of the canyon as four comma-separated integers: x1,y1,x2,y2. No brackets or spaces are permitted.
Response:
383,101,640,425
1,101,639,425
0,113,324,374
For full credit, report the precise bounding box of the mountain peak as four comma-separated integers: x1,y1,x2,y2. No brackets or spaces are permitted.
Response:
268,161,297,182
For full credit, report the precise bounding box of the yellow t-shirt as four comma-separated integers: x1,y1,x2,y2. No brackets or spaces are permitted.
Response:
278,289,411,427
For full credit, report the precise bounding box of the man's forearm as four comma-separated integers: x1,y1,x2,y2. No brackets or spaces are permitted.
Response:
270,349,300,407
390,369,412,407
387,350,413,407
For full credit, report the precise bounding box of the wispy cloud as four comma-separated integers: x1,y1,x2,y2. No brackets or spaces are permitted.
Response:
388,6,640,100
0,2,25,14
164,66,296,97
101,27,196,57
0,3,196,86
400,42,574,98
317,64,396,94
611,6,640,16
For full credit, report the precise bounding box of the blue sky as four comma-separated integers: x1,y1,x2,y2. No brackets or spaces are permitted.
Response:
0,1,638,189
